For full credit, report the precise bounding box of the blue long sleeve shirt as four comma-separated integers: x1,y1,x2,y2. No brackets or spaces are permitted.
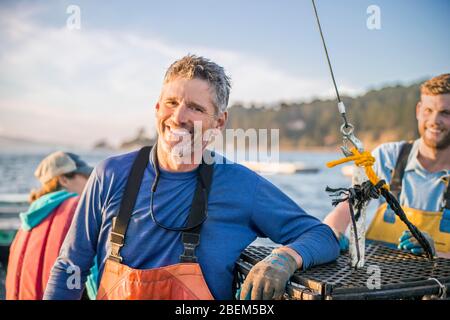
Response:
44,150,339,300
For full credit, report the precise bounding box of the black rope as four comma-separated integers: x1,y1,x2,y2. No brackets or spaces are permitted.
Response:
326,180,434,260
326,183,375,266
379,187,434,260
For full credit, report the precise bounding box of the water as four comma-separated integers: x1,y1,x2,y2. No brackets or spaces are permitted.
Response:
0,149,121,195
0,148,350,219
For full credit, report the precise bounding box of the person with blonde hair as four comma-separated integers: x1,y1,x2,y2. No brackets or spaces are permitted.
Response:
6,151,95,299
324,73,450,258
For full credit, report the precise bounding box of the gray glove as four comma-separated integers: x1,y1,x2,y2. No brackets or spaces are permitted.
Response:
239,248,298,300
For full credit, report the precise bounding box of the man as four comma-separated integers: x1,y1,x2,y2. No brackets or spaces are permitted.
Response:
324,74,450,258
44,55,339,300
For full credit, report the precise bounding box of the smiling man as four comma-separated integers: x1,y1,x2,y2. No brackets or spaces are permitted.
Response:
156,73,225,169
324,73,450,257
43,55,339,300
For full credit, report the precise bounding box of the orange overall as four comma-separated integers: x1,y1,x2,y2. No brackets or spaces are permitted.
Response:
96,259,213,300
96,146,215,300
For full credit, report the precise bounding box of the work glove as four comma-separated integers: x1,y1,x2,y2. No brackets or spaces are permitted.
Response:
238,248,298,300
398,230,436,256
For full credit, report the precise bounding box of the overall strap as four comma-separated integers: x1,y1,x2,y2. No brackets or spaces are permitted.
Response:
443,177,450,211
109,146,152,263
390,141,450,212
180,153,214,263
390,142,414,200
109,146,215,264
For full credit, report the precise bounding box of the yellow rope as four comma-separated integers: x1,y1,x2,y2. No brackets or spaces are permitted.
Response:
326,147,389,190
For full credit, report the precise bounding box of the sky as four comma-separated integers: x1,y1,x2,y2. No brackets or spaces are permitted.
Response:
0,0,449,148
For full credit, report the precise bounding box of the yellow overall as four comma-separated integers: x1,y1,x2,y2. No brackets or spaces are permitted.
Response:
366,203,450,253
366,142,450,253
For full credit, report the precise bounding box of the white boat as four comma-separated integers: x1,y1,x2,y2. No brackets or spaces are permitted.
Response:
240,161,319,175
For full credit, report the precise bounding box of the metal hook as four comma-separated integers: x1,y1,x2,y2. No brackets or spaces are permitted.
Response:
340,123,364,156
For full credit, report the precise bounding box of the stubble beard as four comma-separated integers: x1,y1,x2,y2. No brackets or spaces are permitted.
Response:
420,126,450,150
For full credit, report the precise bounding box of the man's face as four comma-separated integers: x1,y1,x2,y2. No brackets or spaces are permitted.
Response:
416,94,450,149
155,77,226,159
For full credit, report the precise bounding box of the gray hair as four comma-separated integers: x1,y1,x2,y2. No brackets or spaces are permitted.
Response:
163,54,232,114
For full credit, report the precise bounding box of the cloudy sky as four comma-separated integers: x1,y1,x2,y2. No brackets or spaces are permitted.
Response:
0,0,449,148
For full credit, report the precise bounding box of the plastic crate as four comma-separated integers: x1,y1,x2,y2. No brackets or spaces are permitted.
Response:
234,244,450,300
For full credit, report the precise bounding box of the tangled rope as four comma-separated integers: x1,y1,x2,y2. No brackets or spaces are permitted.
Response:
327,149,434,260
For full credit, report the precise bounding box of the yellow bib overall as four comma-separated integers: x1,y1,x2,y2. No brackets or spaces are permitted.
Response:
366,142,450,253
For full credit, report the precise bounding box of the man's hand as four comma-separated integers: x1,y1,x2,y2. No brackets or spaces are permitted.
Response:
239,247,299,300
398,230,436,256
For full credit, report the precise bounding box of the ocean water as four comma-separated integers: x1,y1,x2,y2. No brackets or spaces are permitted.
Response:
0,148,350,219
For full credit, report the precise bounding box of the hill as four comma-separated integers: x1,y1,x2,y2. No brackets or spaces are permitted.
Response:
227,83,420,150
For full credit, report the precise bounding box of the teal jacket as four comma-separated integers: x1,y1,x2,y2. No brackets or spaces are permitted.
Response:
20,190,77,231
